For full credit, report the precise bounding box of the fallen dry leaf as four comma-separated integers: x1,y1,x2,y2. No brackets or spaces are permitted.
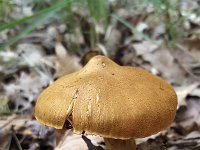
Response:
176,96,200,128
55,130,104,150
55,41,81,77
174,43,200,80
105,26,122,58
175,83,199,108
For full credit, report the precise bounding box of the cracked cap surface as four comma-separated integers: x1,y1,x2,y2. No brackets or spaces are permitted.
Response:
35,55,177,139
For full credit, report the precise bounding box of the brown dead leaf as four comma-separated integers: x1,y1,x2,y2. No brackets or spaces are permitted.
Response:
64,27,85,48
176,96,200,128
0,114,30,131
55,130,104,150
190,86,200,97
55,41,81,77
105,26,122,58
0,130,12,150
0,115,32,150
174,43,200,80
132,41,159,56
175,83,199,108
149,48,187,84
3,71,52,113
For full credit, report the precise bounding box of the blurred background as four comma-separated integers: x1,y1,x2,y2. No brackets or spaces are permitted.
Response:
0,0,200,149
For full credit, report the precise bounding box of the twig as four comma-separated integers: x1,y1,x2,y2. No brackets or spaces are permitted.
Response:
167,137,200,148
0,114,17,130
11,127,22,150
167,141,198,148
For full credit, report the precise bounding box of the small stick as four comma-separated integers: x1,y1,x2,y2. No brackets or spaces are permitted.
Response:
11,127,22,150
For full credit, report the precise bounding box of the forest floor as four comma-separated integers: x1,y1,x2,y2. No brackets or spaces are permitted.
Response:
0,1,200,150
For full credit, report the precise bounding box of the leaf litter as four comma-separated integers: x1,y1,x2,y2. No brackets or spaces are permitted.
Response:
0,0,200,150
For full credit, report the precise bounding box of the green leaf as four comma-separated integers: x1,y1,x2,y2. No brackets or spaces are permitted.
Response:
0,0,73,50
0,12,54,50
112,14,151,41
148,0,163,12
0,0,72,32
0,0,12,22
86,0,108,24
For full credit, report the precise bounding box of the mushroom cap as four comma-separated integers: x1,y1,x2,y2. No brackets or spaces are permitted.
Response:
35,55,177,139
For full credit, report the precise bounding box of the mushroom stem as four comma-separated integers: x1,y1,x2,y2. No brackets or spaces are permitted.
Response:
104,138,136,150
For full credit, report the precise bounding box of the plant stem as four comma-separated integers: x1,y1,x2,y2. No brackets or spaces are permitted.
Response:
104,138,136,150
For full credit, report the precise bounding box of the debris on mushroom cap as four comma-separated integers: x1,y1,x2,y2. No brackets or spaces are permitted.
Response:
35,55,177,139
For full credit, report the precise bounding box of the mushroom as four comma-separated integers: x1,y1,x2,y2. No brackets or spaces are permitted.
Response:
35,55,177,150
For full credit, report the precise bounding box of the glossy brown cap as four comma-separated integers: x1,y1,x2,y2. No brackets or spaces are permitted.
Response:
35,55,177,139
